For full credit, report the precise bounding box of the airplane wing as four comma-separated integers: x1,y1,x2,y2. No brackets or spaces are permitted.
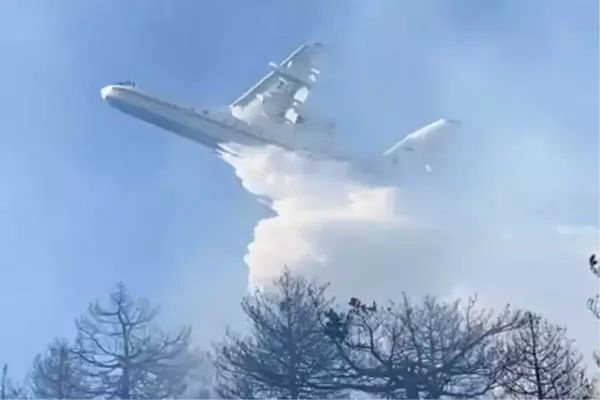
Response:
229,42,324,124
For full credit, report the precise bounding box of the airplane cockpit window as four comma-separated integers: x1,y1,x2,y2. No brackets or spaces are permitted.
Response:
116,80,136,87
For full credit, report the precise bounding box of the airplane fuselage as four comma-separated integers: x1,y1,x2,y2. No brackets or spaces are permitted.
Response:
100,42,456,174
101,84,302,155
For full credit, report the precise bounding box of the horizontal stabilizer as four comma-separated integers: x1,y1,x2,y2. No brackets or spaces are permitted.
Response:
382,118,460,170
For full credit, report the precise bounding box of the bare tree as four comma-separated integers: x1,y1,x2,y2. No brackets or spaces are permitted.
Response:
583,379,598,400
72,282,200,399
1,364,28,399
583,254,600,399
499,312,594,399
323,294,525,399
213,268,344,399
30,339,90,399
215,370,261,400
588,254,599,367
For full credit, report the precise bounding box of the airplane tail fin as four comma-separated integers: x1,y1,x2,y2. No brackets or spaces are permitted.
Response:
382,118,459,172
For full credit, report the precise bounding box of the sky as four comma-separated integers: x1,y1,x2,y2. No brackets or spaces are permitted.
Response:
0,0,598,379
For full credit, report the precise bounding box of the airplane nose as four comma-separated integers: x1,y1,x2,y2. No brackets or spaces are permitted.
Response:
100,85,114,100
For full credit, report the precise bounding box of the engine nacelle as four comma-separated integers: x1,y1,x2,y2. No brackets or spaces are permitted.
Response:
257,92,289,119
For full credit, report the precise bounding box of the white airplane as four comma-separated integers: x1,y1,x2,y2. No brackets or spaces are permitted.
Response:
101,42,458,170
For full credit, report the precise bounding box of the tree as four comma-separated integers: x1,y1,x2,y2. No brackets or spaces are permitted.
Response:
213,268,344,399
499,312,594,399
584,379,599,400
30,339,90,399
323,294,525,399
589,255,599,318
72,282,200,399
1,364,28,399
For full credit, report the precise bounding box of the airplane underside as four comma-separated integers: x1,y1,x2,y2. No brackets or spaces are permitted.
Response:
101,42,458,177
103,92,280,154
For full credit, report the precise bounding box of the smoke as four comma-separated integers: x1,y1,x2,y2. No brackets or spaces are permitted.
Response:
198,0,599,363
218,130,483,300
220,145,411,289
220,137,598,361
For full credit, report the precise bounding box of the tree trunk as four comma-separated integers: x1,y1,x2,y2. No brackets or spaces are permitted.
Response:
406,383,419,400
529,315,544,399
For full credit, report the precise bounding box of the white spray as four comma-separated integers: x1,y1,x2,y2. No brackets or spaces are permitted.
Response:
219,143,454,298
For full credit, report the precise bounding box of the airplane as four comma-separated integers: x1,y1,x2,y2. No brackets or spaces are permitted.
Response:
100,42,458,172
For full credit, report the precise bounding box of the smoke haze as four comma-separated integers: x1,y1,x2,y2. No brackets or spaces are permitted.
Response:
216,0,598,360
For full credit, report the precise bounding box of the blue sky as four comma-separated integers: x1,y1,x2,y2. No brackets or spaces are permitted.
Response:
0,0,597,378
0,0,329,375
